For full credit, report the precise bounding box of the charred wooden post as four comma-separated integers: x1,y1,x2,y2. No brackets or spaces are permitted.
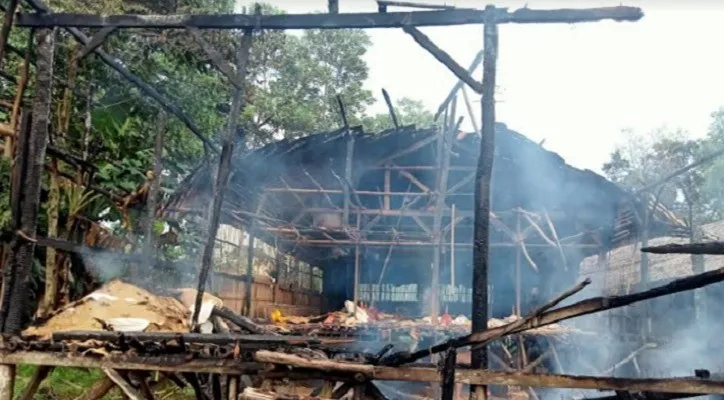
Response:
192,23,254,328
0,0,19,72
431,98,457,323
328,0,339,14
471,10,498,400
642,242,724,255
381,88,400,129
5,27,32,160
338,96,354,226
244,233,255,317
441,349,457,400
0,27,56,400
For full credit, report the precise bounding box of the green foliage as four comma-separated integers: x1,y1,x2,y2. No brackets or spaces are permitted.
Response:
602,120,724,229
360,97,436,132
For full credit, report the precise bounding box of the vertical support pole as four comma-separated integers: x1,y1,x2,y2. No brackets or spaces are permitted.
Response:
384,167,391,210
339,96,354,227
431,98,456,324
328,0,339,14
353,244,360,313
144,111,167,259
462,86,480,133
192,23,253,329
0,27,56,400
450,204,456,288
471,11,498,400
6,28,32,160
441,349,457,400
515,213,521,316
0,0,19,72
244,233,255,317
353,213,361,314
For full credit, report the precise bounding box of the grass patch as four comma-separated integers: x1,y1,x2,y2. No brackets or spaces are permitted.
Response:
13,365,196,399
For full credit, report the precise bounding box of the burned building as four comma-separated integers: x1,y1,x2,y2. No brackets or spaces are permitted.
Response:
166,122,685,320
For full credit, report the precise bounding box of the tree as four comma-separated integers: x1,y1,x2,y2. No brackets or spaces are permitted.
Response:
360,97,436,132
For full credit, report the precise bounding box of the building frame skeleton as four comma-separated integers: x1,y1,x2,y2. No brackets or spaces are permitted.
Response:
8,1,721,400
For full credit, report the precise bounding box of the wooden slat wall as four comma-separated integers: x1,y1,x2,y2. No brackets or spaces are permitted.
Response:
212,272,323,319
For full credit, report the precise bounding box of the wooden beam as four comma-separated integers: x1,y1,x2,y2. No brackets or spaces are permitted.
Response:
642,242,724,255
76,26,118,60
193,26,252,327
381,88,400,129
435,50,483,121
103,369,143,400
23,0,218,154
0,0,20,72
1,350,721,394
17,6,643,29
0,351,262,375
328,0,339,14
404,26,483,94
253,351,724,395
471,14,498,400
378,1,458,10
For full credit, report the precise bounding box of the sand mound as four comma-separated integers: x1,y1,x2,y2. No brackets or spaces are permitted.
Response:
24,280,191,339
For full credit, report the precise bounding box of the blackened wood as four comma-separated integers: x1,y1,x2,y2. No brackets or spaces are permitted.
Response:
338,96,353,226
404,26,483,94
642,242,724,255
434,51,483,121
50,331,336,346
103,369,143,400
192,25,253,328
184,373,210,400
470,15,497,400
16,6,643,29
1,28,55,334
441,350,456,400
0,0,20,71
76,377,115,400
377,1,457,10
46,144,96,171
386,261,724,366
23,0,218,154
381,89,399,129
212,306,276,335
332,383,353,399
17,366,53,400
328,0,339,14
211,374,222,400
243,233,255,317
77,26,118,61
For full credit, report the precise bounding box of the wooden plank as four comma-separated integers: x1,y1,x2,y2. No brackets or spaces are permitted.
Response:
0,352,262,375
253,351,724,395
16,7,643,29
76,26,118,60
103,369,143,400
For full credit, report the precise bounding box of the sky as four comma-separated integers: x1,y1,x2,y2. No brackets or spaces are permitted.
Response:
235,0,724,174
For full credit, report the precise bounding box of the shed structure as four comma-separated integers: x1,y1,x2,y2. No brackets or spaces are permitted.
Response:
165,121,686,319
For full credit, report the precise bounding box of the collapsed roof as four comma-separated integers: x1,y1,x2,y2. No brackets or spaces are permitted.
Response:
164,123,686,265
